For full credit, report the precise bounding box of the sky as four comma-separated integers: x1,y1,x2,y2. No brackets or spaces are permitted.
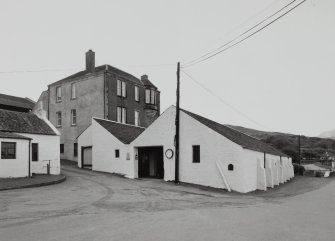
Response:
0,0,334,137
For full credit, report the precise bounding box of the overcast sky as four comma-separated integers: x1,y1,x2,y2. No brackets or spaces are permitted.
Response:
1,0,334,137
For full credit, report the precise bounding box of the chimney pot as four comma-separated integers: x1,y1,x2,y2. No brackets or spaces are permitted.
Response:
86,50,95,73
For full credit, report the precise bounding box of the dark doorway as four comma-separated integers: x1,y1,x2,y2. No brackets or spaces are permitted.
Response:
138,146,164,179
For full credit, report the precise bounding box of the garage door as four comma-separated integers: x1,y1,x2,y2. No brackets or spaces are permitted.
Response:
82,146,92,168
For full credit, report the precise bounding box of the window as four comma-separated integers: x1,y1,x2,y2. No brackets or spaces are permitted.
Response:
134,111,139,126
31,143,38,162
71,109,77,126
56,86,62,102
115,149,120,158
228,164,234,171
135,86,139,101
150,90,156,104
117,79,126,97
1,142,16,159
74,143,78,157
145,89,156,104
56,111,62,127
71,83,76,99
145,89,150,104
192,145,200,163
117,107,127,124
60,144,64,154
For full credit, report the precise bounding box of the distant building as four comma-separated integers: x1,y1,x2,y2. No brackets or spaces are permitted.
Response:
0,109,60,178
34,50,160,162
0,93,35,112
77,106,294,193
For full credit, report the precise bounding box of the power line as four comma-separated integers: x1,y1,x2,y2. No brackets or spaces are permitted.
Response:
182,70,270,130
0,68,76,74
182,0,307,68
183,0,297,67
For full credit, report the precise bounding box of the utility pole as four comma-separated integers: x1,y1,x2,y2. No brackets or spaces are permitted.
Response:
298,135,301,165
175,62,180,184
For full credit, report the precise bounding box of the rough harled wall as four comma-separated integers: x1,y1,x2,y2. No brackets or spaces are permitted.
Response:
19,133,60,175
91,119,135,178
132,106,265,193
77,125,92,168
131,106,176,181
49,74,105,162
32,90,49,119
0,138,30,178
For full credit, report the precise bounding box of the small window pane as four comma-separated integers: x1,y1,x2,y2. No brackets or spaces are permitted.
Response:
192,145,200,163
1,142,16,159
71,83,76,99
150,90,155,104
117,107,122,123
57,112,62,126
145,89,150,104
71,109,77,125
32,143,38,162
134,111,139,126
74,143,78,157
122,81,126,97
56,86,62,102
117,79,122,96
135,86,139,101
228,164,234,171
122,108,127,124
60,144,64,154
115,149,120,158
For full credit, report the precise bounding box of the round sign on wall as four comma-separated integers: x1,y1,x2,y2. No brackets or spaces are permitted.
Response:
165,149,174,159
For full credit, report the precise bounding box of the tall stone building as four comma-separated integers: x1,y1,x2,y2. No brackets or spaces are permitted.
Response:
34,50,160,162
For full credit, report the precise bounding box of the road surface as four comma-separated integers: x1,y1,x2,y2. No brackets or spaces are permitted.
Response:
1,163,334,241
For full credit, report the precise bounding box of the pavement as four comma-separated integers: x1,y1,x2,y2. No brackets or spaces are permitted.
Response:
0,174,66,191
0,162,334,241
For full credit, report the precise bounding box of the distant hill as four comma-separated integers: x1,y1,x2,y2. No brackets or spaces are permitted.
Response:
319,129,335,140
227,125,335,163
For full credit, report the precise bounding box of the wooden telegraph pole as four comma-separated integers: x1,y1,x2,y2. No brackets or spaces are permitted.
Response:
298,135,301,165
175,62,180,184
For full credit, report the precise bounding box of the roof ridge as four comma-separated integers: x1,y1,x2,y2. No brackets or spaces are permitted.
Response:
180,108,289,157
93,117,145,129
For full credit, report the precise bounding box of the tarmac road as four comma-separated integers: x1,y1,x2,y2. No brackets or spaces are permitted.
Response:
0,163,334,241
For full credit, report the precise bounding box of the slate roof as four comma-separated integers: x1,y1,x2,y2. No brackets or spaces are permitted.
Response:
94,118,145,144
0,131,31,140
49,64,156,88
0,93,35,110
181,109,290,157
0,109,56,135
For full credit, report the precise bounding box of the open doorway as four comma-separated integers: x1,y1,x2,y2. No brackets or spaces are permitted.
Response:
138,146,164,179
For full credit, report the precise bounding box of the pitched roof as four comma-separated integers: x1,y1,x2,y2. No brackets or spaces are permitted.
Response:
181,109,290,157
0,109,56,135
94,118,145,144
0,131,31,140
0,93,35,110
49,64,148,87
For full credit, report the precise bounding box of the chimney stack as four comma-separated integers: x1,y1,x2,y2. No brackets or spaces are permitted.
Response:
86,50,95,73
141,74,148,81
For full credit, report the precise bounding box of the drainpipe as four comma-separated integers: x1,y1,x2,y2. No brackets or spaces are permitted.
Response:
28,140,31,177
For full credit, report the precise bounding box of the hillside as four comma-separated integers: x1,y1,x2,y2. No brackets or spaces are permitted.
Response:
319,129,335,140
227,125,335,163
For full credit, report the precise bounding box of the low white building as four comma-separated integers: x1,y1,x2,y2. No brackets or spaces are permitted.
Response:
78,106,294,193
0,109,60,178
77,117,144,178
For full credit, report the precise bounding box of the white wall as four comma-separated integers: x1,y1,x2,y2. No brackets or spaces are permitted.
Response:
91,120,135,178
18,133,60,175
133,106,268,193
77,125,92,168
0,138,30,178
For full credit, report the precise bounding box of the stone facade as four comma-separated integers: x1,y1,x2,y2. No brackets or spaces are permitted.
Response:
34,50,160,162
